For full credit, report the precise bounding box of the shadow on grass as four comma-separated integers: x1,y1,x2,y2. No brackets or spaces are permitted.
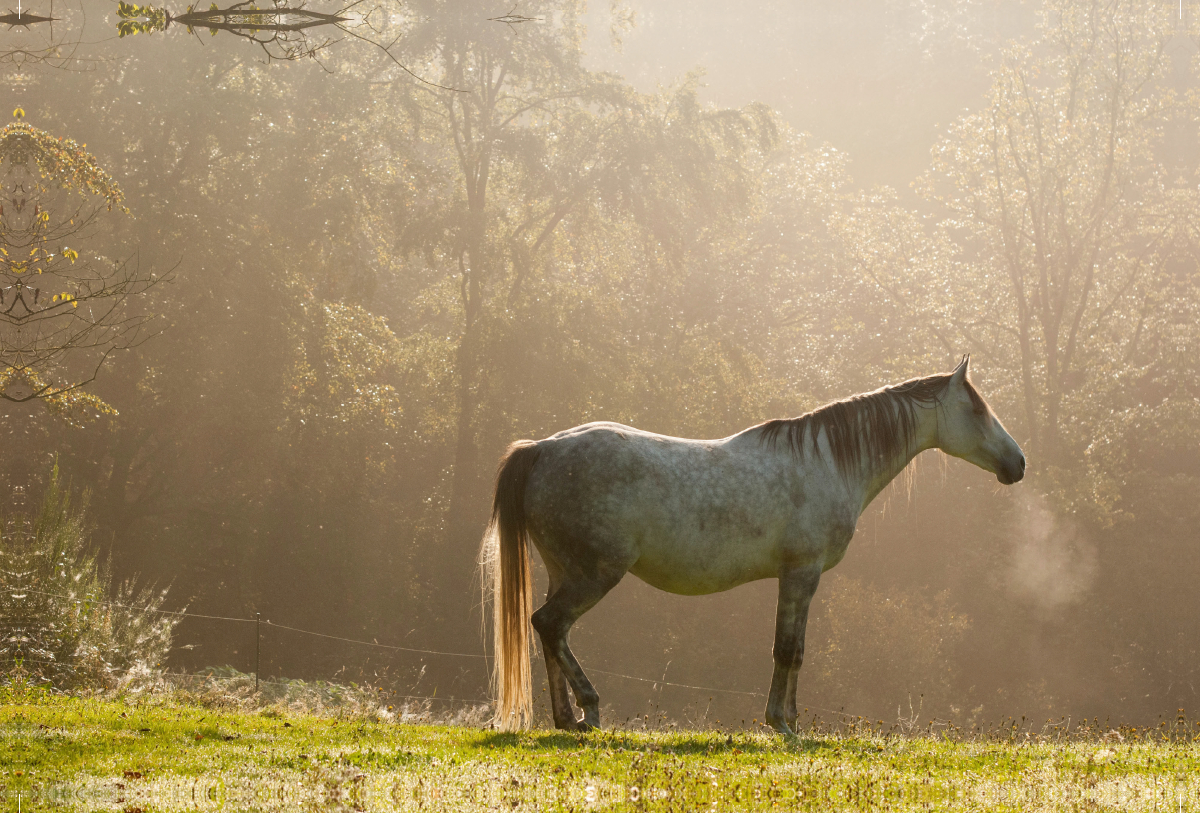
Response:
476,729,838,756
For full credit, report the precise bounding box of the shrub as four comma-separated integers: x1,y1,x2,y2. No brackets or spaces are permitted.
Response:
0,465,178,690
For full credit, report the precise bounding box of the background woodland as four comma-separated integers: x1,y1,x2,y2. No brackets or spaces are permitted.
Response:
3,0,1198,727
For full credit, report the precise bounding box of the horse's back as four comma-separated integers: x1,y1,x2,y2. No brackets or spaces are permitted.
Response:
536,421,729,490
546,421,695,443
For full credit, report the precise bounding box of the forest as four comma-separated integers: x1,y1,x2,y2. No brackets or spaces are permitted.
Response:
1,0,1198,731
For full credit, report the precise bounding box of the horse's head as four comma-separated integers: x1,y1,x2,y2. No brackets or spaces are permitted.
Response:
937,356,1025,485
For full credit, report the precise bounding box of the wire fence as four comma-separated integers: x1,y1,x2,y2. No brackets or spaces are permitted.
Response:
12,587,796,707
12,589,1167,739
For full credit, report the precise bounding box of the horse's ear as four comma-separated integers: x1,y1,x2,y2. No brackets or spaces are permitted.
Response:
950,354,970,387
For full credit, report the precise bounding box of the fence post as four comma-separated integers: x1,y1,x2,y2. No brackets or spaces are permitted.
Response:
255,612,261,693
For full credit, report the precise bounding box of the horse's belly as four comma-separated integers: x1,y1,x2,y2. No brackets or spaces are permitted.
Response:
628,536,779,595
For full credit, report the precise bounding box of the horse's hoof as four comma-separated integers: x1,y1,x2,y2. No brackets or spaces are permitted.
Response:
554,717,594,732
765,718,796,736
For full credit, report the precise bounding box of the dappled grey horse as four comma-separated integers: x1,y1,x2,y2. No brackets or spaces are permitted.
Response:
480,357,1025,734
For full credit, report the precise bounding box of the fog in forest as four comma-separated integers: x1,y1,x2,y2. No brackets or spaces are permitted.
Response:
1,0,1198,731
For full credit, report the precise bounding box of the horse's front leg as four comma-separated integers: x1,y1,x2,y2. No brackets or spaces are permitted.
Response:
765,564,820,735
783,606,810,729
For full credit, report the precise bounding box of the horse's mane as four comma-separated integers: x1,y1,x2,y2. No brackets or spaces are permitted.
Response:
756,372,987,474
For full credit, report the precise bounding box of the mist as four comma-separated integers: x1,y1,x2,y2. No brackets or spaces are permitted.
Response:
2,0,1198,731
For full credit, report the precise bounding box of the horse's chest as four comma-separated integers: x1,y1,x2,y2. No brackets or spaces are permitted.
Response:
819,524,856,571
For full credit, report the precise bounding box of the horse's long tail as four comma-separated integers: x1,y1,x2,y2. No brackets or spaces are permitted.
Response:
480,439,541,730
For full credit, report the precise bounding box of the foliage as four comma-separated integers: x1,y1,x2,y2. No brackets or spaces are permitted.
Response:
117,1,369,63
116,3,169,38
0,114,156,416
0,120,127,210
0,466,177,690
283,284,407,435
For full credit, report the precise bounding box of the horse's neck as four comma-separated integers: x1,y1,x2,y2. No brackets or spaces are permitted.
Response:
853,402,940,513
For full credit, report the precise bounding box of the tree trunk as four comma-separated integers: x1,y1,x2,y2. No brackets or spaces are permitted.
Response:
441,221,489,642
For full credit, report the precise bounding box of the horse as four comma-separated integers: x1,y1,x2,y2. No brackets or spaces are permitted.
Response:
479,356,1025,734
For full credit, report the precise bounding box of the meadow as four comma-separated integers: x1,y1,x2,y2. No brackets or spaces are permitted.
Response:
2,683,1197,812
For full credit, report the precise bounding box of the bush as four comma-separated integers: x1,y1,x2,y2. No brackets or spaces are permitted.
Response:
0,465,178,690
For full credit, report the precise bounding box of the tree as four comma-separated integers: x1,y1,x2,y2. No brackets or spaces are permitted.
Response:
386,1,596,586
114,0,436,70
0,113,159,424
382,5,781,616
922,0,1179,482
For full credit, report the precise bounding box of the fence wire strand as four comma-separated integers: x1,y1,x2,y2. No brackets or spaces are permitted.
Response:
12,587,840,706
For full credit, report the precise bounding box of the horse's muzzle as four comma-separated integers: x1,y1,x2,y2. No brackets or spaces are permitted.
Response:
996,453,1026,485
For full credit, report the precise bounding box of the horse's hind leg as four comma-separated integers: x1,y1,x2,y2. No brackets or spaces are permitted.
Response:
532,568,624,731
544,647,578,730
540,560,579,730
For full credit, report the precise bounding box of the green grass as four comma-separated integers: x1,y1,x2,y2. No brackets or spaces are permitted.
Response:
1,686,1197,811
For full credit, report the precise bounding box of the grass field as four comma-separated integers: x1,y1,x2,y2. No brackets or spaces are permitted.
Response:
2,683,1198,812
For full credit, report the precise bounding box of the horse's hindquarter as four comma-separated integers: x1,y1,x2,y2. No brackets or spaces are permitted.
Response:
525,424,849,596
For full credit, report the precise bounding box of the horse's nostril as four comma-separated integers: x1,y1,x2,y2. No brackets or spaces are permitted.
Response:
1019,455,1026,471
